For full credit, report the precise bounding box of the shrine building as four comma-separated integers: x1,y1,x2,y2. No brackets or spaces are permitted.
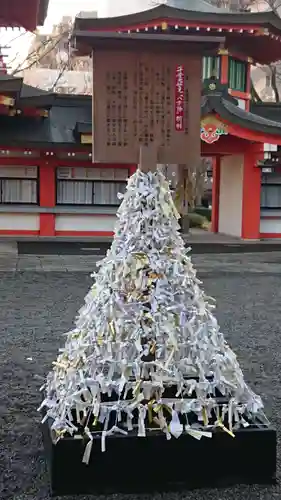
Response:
2,2,281,239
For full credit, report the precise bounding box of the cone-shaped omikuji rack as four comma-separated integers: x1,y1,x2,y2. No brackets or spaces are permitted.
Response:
40,163,276,496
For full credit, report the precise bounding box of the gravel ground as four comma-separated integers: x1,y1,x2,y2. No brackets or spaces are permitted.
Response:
1,266,281,500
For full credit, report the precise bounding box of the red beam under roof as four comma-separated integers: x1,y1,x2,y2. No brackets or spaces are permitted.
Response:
0,0,49,30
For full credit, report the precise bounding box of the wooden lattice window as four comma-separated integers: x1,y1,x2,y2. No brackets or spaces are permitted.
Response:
202,56,220,81
228,57,247,92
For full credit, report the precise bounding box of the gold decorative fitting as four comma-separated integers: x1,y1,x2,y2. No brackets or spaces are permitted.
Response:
247,57,253,63
161,22,168,31
0,95,15,107
218,49,228,55
81,134,92,144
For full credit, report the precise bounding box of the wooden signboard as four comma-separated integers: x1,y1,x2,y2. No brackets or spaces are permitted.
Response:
92,50,202,165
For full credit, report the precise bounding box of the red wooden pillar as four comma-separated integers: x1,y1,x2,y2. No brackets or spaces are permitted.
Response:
241,147,262,239
39,160,56,236
211,156,221,233
220,54,229,85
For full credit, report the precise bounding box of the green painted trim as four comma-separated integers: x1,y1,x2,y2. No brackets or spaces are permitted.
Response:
228,57,247,92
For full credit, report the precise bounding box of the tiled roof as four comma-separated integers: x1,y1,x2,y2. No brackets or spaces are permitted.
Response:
1,75,281,148
0,73,92,109
0,103,92,146
202,79,281,136
74,4,281,31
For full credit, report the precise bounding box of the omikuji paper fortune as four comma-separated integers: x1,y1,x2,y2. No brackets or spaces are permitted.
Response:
39,168,267,462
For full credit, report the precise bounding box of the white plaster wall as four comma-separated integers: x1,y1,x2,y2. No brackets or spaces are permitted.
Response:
0,214,39,231
260,219,281,234
55,215,116,232
218,155,243,237
260,210,281,234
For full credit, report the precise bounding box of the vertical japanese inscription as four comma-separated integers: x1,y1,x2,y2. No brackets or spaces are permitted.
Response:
105,70,129,147
175,65,184,132
132,60,172,147
93,51,198,163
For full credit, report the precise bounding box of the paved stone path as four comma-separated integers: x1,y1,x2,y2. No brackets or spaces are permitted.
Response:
0,251,281,273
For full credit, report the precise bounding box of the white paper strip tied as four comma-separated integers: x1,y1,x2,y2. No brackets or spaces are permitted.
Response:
39,168,267,465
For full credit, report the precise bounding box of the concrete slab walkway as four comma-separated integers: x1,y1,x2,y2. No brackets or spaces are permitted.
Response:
2,230,281,264
0,251,279,273
1,228,280,247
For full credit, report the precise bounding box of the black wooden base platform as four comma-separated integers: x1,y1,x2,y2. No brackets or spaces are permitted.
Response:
42,421,277,497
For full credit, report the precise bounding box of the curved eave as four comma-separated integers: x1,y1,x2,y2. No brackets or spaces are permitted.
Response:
203,94,281,143
74,4,281,33
0,0,49,30
73,30,224,55
57,93,281,143
73,4,281,64
73,31,281,64
18,93,91,109
0,76,23,95
38,0,49,26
